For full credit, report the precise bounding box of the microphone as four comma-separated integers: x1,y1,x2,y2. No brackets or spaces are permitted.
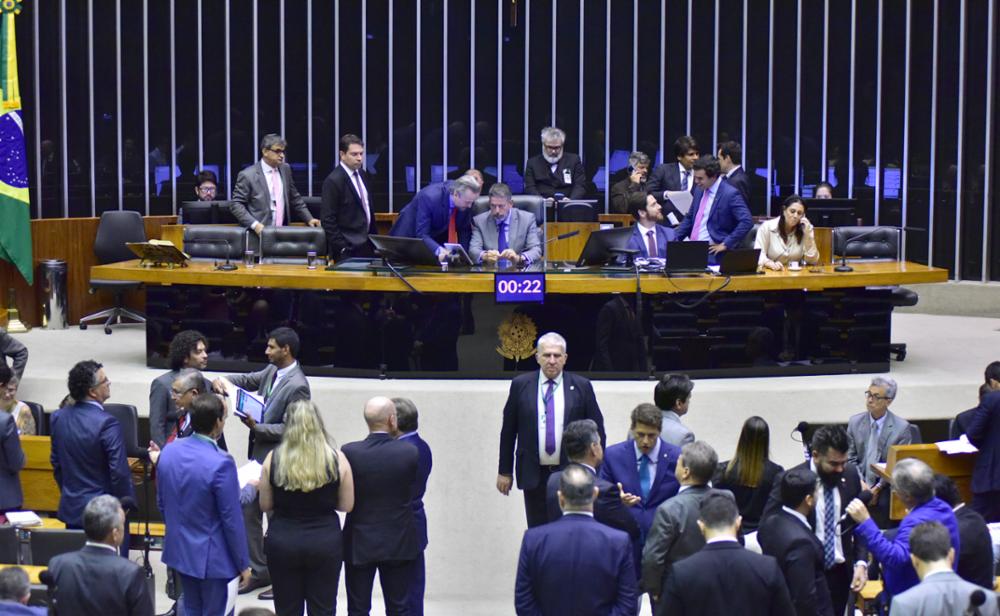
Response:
544,230,581,245
197,238,238,271
119,495,140,513
838,490,873,535
793,421,810,460
964,589,986,616
39,570,54,586
833,226,909,272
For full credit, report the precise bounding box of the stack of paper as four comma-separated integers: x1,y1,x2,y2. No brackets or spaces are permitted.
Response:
6,511,42,527
934,435,979,455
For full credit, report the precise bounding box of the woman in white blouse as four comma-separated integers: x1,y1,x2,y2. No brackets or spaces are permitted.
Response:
754,195,819,270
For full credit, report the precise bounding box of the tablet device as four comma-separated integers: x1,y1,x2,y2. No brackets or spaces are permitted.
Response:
235,388,265,423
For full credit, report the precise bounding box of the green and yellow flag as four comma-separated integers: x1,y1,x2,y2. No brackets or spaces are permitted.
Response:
0,0,31,284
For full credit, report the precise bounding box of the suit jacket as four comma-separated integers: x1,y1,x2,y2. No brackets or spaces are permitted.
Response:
148,370,215,447
389,182,473,254
0,412,24,510
626,223,676,259
846,410,913,478
545,465,640,539
599,438,682,539
321,164,377,259
593,296,645,372
647,162,689,195
758,510,835,616
640,484,713,594
675,179,754,250
226,363,311,462
515,514,637,616
713,459,784,532
469,208,542,264
953,504,995,590
523,153,587,199
498,371,606,491
724,166,753,207
0,328,27,380
398,430,433,550
854,497,960,597
230,161,312,230
49,544,154,616
50,401,134,526
659,411,694,447
157,435,250,580
609,178,646,214
660,541,795,616
950,407,977,440
343,433,420,565
889,570,999,616
966,391,1000,493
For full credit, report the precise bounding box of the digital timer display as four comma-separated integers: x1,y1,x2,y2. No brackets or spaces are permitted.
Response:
494,272,546,303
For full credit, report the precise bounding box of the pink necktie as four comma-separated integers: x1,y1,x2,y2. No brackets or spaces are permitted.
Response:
646,229,657,257
689,189,711,241
270,168,284,227
353,171,371,224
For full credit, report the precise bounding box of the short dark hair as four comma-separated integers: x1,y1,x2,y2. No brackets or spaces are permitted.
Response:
815,181,835,195
627,192,651,221
985,361,1000,384
810,425,849,457
67,360,103,401
932,473,962,507
392,397,419,433
268,327,301,358
630,403,663,431
339,133,364,153
168,330,208,371
779,467,818,509
692,155,721,178
654,374,693,411
195,169,218,186
559,463,596,508
260,133,286,153
81,494,122,542
680,441,718,484
189,393,225,435
673,135,699,158
562,419,600,461
698,490,739,529
0,362,11,388
908,521,952,562
717,141,742,165
0,566,29,602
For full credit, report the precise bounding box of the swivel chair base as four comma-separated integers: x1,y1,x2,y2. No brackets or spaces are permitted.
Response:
79,290,146,335
889,342,906,362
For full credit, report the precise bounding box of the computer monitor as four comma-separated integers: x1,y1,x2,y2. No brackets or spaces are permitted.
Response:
180,201,214,224
575,226,634,267
368,234,442,266
802,198,858,227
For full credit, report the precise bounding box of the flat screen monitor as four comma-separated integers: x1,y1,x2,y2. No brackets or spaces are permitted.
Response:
368,234,442,266
575,226,634,267
180,201,214,224
802,198,858,227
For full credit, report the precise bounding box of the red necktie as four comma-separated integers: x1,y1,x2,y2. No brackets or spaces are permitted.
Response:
447,208,458,244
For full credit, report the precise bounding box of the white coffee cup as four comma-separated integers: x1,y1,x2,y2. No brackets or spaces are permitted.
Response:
788,260,801,271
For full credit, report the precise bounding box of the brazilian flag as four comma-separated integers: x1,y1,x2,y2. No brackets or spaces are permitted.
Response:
0,0,30,284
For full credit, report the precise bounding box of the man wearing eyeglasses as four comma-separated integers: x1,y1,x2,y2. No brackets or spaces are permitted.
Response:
846,376,914,526
193,169,220,202
230,133,321,235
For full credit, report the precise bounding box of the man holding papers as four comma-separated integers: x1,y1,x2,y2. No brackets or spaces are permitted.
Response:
212,327,311,598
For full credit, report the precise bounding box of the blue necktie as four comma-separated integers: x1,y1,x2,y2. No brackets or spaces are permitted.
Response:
638,455,651,499
543,380,556,455
822,484,836,569
497,220,510,268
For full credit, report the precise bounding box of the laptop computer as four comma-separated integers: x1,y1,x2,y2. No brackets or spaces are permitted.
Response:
664,241,709,274
719,248,762,275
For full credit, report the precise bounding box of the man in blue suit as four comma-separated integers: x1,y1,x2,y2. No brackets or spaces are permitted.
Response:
516,464,637,616
625,193,676,259
966,361,1000,522
599,404,682,581
674,155,753,262
0,567,47,615
157,394,251,616
389,175,482,261
50,360,133,530
392,397,434,616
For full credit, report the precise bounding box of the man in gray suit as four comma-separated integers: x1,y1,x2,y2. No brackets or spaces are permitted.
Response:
641,441,718,611
654,374,695,447
230,133,321,235
469,182,542,267
213,326,311,598
0,327,27,380
889,521,998,616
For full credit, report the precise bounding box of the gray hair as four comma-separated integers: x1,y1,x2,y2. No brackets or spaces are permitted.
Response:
559,464,596,509
628,151,651,168
448,175,482,197
259,133,287,153
540,126,566,144
537,332,567,354
82,494,123,542
892,458,935,505
488,182,513,202
392,397,419,433
174,368,204,394
0,567,30,602
870,376,897,400
680,441,719,484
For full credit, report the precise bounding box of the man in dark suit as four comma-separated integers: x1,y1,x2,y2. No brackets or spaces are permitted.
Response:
523,126,587,200
343,397,420,616
213,327,311,596
516,464,638,616
0,382,25,514
321,133,378,261
950,382,992,439
593,295,645,372
469,182,542,266
0,327,27,380
647,135,699,221
641,440,716,609
392,397,434,616
933,474,995,589
660,491,795,616
229,133,321,235
49,495,154,616
967,361,1000,522
763,425,869,616
50,360,134,529
389,175,482,261
148,329,214,447
625,192,676,259
758,468,835,616
497,331,606,528
718,140,752,208
544,419,639,539
674,155,754,261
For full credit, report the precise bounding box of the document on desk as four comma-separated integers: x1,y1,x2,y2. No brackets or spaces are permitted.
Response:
5,511,41,527
237,460,263,490
935,435,979,455
665,190,694,215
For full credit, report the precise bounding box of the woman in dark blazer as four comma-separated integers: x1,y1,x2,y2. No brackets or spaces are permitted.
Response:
713,416,783,532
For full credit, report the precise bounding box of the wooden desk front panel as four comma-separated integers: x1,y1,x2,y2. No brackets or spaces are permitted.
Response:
20,436,59,513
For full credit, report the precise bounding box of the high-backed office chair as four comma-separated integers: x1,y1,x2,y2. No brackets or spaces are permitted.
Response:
0,526,18,564
303,196,323,221
79,211,147,335
261,226,327,264
511,195,546,227
183,225,247,261
22,400,46,436
557,201,598,222
28,529,87,566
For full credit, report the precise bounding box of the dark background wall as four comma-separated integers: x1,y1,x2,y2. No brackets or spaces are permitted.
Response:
18,0,999,280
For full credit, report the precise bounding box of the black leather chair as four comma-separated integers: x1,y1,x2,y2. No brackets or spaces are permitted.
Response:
741,222,761,250
28,529,87,566
833,225,916,361
0,526,18,564
104,403,144,458
303,196,323,221
261,226,327,264
557,201,598,222
79,211,147,334
22,400,45,436
512,195,546,227
183,225,247,261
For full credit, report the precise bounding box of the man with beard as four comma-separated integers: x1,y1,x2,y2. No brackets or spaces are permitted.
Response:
624,193,676,259
523,126,587,200
763,425,868,616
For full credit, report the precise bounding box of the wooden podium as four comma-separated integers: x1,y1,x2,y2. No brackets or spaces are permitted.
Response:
879,443,977,520
20,436,60,512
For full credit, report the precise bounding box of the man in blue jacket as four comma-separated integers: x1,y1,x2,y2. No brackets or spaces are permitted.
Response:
966,361,1000,522
392,397,434,616
674,155,753,262
389,175,482,261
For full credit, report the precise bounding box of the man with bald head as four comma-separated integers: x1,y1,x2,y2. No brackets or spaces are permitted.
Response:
343,396,421,615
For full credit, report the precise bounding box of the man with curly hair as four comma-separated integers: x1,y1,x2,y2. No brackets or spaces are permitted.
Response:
148,330,217,448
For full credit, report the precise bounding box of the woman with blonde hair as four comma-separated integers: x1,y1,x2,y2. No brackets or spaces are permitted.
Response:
713,416,783,532
260,399,354,616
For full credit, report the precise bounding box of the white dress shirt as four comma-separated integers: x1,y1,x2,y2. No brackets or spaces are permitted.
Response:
633,438,661,485
537,371,565,465
341,161,371,224
753,217,819,266
811,460,846,566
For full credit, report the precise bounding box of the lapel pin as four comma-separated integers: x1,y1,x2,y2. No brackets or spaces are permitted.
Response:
569,385,575,391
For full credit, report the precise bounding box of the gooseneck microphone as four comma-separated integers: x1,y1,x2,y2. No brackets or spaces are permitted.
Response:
793,421,810,460
964,589,986,616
